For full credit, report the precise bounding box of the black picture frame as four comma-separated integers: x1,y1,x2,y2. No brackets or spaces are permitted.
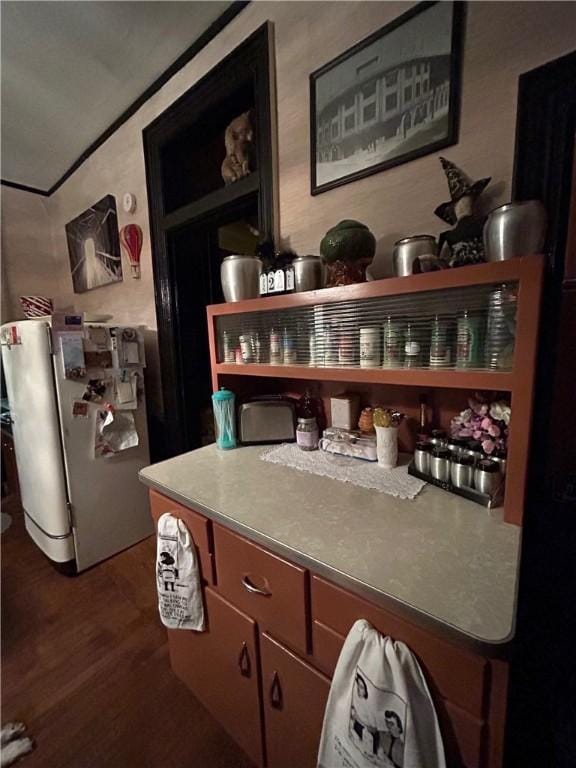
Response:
309,1,464,195
65,194,123,293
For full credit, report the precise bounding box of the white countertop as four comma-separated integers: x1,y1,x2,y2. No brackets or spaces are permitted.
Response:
139,444,521,651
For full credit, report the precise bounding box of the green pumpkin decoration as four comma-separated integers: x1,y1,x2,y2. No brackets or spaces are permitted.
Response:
320,220,376,264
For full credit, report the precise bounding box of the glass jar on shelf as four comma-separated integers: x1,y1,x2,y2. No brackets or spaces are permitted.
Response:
382,317,404,368
404,322,423,368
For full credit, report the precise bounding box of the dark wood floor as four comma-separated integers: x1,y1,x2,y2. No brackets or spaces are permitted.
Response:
1,499,254,768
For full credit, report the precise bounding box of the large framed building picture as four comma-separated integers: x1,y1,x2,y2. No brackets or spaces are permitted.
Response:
310,1,464,195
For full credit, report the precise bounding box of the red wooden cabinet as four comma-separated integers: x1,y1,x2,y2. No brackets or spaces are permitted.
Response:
168,587,264,767
260,632,330,768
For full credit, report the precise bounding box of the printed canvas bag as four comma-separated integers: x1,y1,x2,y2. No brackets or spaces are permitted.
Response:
317,620,446,768
156,512,205,631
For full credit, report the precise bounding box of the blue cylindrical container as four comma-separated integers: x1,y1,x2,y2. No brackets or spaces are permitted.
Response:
212,388,237,450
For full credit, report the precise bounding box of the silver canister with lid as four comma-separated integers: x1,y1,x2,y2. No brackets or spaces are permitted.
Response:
393,235,437,276
474,459,502,496
430,446,451,482
450,453,474,488
293,255,324,292
414,442,432,474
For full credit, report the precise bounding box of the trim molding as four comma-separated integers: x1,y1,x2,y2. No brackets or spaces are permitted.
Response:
0,1,250,198
0,178,50,197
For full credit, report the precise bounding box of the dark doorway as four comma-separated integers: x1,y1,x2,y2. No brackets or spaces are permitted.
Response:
143,24,275,458
507,50,576,768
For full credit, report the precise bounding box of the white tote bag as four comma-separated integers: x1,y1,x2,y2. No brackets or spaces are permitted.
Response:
317,620,446,768
156,512,205,631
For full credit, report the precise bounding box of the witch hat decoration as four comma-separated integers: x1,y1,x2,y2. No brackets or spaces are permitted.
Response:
434,157,491,225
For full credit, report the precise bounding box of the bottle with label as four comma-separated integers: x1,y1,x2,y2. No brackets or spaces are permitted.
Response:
417,393,431,442
404,323,422,368
456,310,482,368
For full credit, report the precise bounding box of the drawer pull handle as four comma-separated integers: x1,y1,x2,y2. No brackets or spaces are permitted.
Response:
238,641,251,678
270,671,283,710
241,575,271,597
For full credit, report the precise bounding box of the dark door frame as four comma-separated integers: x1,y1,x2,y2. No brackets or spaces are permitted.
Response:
143,23,275,457
508,50,576,768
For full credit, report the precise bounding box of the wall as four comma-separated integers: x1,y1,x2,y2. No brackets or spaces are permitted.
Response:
1,186,60,323
2,1,575,405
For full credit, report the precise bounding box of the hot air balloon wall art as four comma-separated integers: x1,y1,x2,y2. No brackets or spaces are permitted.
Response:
65,195,123,293
120,223,143,279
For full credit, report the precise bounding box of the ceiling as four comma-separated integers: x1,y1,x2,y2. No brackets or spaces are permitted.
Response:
1,1,234,192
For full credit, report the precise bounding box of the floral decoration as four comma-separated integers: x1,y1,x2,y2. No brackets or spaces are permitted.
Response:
450,394,510,455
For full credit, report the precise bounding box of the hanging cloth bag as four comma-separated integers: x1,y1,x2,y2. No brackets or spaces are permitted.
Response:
317,619,446,768
156,512,205,631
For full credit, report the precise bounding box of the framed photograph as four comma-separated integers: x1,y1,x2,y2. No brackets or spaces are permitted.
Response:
310,1,464,195
65,195,123,293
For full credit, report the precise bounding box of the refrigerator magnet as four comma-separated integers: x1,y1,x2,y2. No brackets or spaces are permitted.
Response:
72,400,89,418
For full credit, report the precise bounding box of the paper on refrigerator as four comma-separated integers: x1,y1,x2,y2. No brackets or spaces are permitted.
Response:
93,408,139,458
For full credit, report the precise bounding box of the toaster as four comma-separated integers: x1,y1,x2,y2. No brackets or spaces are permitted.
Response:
238,397,296,445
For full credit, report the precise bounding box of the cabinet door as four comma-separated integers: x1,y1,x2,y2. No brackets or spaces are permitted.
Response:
261,632,330,768
168,587,263,767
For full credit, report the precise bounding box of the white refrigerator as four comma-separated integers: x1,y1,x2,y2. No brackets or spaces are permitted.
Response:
1,319,153,572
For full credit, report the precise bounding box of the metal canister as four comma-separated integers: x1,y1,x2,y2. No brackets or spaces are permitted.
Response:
474,459,502,496
429,429,447,447
430,446,451,482
450,453,474,488
393,235,437,276
446,437,468,455
463,439,484,462
292,255,324,292
414,442,432,474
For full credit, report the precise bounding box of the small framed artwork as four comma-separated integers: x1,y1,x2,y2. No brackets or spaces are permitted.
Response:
65,194,123,293
310,1,464,195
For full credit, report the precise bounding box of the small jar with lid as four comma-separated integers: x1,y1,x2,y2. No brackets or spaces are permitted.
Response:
450,453,474,488
414,442,432,474
296,417,319,451
429,429,447,447
446,437,468,456
474,459,502,496
430,446,451,482
464,439,484,462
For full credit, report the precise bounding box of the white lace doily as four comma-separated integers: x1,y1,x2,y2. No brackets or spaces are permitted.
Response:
260,444,426,500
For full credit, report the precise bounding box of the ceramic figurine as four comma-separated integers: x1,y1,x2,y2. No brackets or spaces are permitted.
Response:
435,157,491,268
221,111,254,185
320,220,376,287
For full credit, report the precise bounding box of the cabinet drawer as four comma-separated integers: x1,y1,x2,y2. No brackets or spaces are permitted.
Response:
168,587,263,767
261,632,330,768
311,576,487,718
149,490,214,584
214,525,308,654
